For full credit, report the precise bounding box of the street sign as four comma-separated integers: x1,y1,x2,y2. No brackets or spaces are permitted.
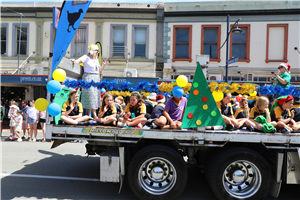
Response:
228,57,239,65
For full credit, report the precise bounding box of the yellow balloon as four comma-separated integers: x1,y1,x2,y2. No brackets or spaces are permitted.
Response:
249,91,257,97
35,98,49,111
212,91,224,102
53,68,66,82
176,75,188,87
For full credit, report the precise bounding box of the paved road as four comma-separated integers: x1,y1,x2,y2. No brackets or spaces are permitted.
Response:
1,129,299,200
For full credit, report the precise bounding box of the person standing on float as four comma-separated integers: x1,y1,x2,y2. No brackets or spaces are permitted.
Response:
70,44,106,120
270,63,291,89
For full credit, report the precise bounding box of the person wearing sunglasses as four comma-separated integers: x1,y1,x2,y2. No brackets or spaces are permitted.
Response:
270,63,291,89
70,44,106,120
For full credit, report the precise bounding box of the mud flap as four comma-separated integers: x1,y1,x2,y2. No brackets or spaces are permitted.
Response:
118,147,125,194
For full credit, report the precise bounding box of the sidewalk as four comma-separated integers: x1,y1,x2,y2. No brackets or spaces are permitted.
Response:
1,129,46,142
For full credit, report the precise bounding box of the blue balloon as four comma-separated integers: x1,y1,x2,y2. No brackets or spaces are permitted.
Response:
172,86,184,98
47,80,61,94
47,103,61,116
101,88,106,93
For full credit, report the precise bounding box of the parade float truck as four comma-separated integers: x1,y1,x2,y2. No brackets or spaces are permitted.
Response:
46,57,300,200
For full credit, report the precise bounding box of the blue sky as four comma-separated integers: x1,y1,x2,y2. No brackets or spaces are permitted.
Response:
1,0,222,3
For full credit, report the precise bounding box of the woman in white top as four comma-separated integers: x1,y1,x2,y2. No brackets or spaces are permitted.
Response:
39,110,46,142
71,44,106,120
26,100,39,142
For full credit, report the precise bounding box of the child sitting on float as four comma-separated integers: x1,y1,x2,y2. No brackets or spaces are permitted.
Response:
117,92,147,128
270,95,300,133
152,91,187,129
234,97,250,119
248,96,276,132
94,93,117,126
115,96,125,114
216,91,253,131
144,92,157,119
61,88,91,125
144,94,166,127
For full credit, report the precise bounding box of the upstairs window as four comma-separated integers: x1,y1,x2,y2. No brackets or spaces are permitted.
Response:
74,27,86,56
1,25,7,55
172,25,192,62
134,28,146,58
113,27,125,57
265,24,288,63
201,25,221,62
230,24,250,63
16,26,27,55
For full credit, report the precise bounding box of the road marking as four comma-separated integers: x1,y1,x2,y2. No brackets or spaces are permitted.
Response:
0,173,100,182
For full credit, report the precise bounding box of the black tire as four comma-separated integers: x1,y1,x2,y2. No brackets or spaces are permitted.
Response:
207,147,272,200
127,144,188,200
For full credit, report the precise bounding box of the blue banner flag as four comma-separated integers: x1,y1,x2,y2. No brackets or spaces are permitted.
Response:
51,0,91,79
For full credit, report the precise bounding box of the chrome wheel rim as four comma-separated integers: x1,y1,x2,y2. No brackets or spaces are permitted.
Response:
138,157,177,195
222,160,262,199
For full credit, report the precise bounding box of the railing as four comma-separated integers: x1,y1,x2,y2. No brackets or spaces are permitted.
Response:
107,46,129,63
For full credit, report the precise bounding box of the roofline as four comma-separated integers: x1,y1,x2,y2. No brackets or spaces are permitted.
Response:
164,9,300,17
1,7,158,13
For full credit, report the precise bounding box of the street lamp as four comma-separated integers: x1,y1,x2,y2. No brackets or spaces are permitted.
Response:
218,15,242,82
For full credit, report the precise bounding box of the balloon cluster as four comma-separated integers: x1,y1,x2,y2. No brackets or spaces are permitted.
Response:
172,75,188,98
35,68,66,116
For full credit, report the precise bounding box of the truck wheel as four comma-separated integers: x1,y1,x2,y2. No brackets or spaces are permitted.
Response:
128,145,188,200
208,147,271,200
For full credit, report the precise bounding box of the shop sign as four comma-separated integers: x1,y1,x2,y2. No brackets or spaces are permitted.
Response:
1,74,48,85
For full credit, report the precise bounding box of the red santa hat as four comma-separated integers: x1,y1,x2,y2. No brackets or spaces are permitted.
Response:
69,88,79,96
156,94,165,103
279,63,291,71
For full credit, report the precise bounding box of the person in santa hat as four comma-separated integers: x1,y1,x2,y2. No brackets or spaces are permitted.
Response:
270,95,300,133
270,63,291,89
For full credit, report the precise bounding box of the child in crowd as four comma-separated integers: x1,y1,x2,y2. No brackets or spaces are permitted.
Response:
234,98,250,119
152,93,187,129
216,92,251,131
95,93,117,126
9,110,23,141
61,88,91,125
39,110,46,142
249,96,276,132
27,100,40,142
8,105,19,140
145,93,157,119
270,95,300,133
21,100,30,140
117,92,147,128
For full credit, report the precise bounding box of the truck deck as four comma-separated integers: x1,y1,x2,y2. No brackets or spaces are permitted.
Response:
47,124,300,147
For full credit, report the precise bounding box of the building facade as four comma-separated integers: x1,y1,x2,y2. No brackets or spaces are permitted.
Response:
1,1,300,104
163,1,300,82
1,2,163,102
